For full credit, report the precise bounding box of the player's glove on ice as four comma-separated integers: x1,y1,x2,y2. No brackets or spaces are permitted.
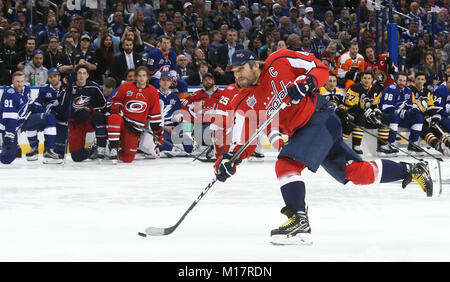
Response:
287,74,315,104
215,152,242,182
153,127,165,146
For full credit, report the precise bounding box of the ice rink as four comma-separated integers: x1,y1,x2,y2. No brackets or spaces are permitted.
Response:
0,148,449,262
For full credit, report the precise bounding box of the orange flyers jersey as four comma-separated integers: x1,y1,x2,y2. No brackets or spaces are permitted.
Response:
334,51,365,78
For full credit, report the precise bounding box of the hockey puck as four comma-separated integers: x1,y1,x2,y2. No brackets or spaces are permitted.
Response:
137,232,147,237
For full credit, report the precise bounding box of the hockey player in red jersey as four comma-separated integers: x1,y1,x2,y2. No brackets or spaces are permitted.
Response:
107,66,164,163
364,46,396,88
215,49,433,245
181,73,223,152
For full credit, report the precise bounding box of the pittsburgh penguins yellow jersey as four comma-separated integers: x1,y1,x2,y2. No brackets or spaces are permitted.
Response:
409,85,434,112
343,82,384,113
319,86,346,109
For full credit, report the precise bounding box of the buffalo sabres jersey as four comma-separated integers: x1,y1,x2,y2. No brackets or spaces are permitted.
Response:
0,85,32,134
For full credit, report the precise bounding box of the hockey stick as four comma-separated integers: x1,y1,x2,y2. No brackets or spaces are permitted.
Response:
139,102,288,237
395,131,444,162
143,128,215,162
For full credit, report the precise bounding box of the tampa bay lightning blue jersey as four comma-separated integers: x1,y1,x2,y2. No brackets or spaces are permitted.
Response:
0,85,32,134
433,83,450,118
159,90,182,126
30,83,70,117
380,83,414,114
146,48,178,80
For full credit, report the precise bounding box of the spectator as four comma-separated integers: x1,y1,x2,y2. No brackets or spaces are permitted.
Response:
209,30,222,49
183,2,199,27
218,1,242,30
173,12,188,38
67,26,81,49
405,1,424,30
311,24,329,59
279,16,294,38
74,34,99,83
276,40,287,51
422,52,442,91
123,0,137,19
432,10,449,35
12,36,36,73
186,60,210,86
187,17,208,43
238,28,250,49
109,11,128,38
322,10,338,39
121,26,144,54
253,5,270,27
43,35,63,70
288,7,299,29
187,47,207,74
134,0,156,25
286,33,301,51
397,46,409,73
110,38,144,84
94,34,115,84
24,49,48,86
176,54,189,81
219,24,229,44
400,21,420,47
129,11,152,37
303,7,315,26
293,17,305,36
322,40,339,71
237,5,252,33
216,29,243,84
0,31,18,85
335,8,351,33
270,3,283,27
124,69,136,82
198,32,217,66
170,36,184,56
183,35,196,61
36,15,64,48
93,24,121,56
56,36,77,79
300,35,312,53
151,11,167,38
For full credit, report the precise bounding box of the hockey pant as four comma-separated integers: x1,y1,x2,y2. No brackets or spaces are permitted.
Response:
107,113,141,163
69,112,107,162
138,126,193,157
337,111,389,146
22,113,57,150
0,132,18,164
275,96,408,213
386,111,423,143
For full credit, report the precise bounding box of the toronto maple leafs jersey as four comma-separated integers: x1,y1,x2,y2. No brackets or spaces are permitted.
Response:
0,85,32,134
146,48,178,80
159,89,182,127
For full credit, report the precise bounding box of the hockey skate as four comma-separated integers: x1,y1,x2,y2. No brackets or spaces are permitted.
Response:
407,143,425,157
352,145,363,155
402,161,433,197
26,146,39,161
376,143,398,157
108,141,119,164
248,151,265,162
42,146,63,164
270,207,312,246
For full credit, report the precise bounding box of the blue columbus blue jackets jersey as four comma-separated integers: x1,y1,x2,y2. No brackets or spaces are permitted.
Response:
433,83,450,118
159,90,182,126
380,83,414,115
0,85,32,134
146,48,178,80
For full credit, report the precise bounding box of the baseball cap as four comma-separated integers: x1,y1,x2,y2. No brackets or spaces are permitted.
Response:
290,7,298,12
222,0,231,6
48,68,60,75
261,6,269,12
273,3,281,9
203,72,214,79
81,34,91,41
183,2,192,9
160,72,174,80
305,7,314,13
32,49,44,56
227,49,257,71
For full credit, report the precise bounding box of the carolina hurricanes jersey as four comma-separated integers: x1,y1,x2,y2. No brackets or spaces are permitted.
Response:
364,54,395,88
110,81,162,131
230,49,329,157
181,87,223,124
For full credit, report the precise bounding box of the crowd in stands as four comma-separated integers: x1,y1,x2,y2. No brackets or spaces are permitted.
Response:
0,0,449,164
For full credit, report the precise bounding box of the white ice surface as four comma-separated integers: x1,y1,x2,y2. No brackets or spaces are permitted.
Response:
0,150,449,262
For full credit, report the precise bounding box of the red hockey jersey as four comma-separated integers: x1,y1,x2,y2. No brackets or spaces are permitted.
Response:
230,49,329,157
181,87,223,124
364,54,395,88
110,81,162,130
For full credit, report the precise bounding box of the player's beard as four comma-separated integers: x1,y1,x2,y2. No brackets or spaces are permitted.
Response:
237,72,257,88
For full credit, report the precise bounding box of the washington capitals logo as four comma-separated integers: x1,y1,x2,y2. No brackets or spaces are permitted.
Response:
236,53,245,58
246,95,257,109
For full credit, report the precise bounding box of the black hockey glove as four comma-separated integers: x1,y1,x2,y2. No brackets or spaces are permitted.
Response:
287,74,315,104
72,108,91,123
214,152,242,182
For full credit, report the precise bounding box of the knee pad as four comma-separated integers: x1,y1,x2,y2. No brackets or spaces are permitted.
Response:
345,160,378,185
275,157,306,179
45,113,57,127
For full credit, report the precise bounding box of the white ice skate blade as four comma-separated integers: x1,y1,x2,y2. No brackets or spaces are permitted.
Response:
27,156,39,161
248,157,264,163
270,233,313,246
42,158,64,164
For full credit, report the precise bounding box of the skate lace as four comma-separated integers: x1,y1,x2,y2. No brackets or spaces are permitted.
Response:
412,173,427,192
281,215,296,228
